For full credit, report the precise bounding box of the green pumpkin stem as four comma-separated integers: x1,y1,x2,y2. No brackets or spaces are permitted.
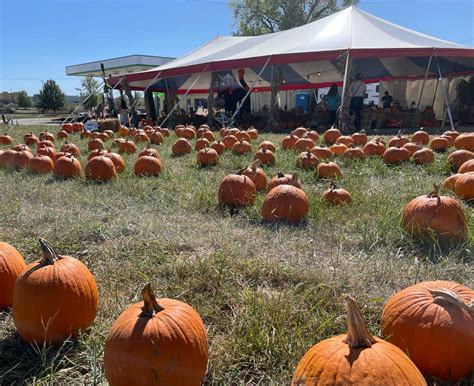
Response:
140,284,164,317
343,295,376,349
39,238,60,265
430,289,474,311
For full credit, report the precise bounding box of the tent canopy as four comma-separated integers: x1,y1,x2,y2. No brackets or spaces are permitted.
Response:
113,6,473,93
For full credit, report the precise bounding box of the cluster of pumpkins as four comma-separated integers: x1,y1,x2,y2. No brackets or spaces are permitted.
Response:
0,240,473,384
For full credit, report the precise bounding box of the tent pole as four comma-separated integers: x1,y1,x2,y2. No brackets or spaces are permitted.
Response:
339,49,351,132
413,55,433,129
207,72,215,127
431,77,440,108
434,54,455,130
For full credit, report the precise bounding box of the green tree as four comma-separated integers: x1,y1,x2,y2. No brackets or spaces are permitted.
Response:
81,76,100,111
37,80,66,112
17,91,32,109
230,0,358,36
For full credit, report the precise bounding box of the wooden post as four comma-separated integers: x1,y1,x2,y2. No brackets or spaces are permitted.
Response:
164,87,177,128
269,65,282,131
122,79,139,128
207,73,216,127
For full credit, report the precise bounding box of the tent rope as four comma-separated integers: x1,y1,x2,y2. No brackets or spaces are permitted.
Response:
128,71,163,112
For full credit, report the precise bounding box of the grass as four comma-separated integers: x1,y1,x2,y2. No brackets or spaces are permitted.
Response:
0,125,473,385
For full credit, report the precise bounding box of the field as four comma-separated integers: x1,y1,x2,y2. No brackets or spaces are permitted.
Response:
0,125,473,385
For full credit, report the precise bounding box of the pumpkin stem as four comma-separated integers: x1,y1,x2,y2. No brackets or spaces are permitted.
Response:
430,289,474,311
252,159,260,171
290,173,299,186
277,172,285,178
330,182,338,190
343,295,376,349
140,284,164,317
427,184,441,204
39,238,61,265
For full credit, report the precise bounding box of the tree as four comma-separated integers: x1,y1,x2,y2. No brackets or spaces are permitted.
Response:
17,91,32,109
230,0,359,36
37,80,66,113
81,76,100,111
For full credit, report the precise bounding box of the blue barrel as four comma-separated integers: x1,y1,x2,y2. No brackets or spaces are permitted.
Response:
295,92,310,112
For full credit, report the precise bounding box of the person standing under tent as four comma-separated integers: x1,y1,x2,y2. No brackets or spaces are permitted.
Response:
349,73,367,131
326,83,341,126
381,91,393,109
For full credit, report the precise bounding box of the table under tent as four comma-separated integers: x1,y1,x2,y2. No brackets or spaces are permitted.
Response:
109,6,474,133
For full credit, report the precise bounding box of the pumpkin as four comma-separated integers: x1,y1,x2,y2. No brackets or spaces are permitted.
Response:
363,138,386,157
39,131,55,142
62,123,73,133
411,129,430,145
0,242,26,310
12,144,31,153
232,139,252,155
138,147,160,160
14,149,34,169
222,135,238,149
159,127,170,137
292,127,307,137
430,136,450,152
403,142,423,156
441,134,454,147
179,126,196,140
294,136,315,152
267,172,302,193
235,131,251,142
0,149,17,168
401,186,466,242
134,155,163,176
335,135,354,147
104,151,125,174
80,130,92,139
296,151,319,169
388,133,409,148
196,147,219,166
323,126,341,145
258,141,276,153
88,138,104,152
247,127,259,140
316,161,342,179
85,156,117,181
57,130,68,140
293,296,426,386
262,183,308,224
443,129,460,142
25,133,40,146
282,134,299,150
54,154,82,178
134,131,150,143
448,149,474,171
104,284,208,386
238,161,267,192
210,140,225,154
323,183,352,205
383,146,410,165
218,174,256,208
72,122,83,132
343,146,365,160
306,130,319,142
37,140,55,149
454,171,474,201
12,239,98,344
149,131,164,145
413,148,435,164
195,138,210,151
118,125,129,137
442,174,461,192
37,146,57,162
87,149,107,161
351,130,368,145
60,142,80,157
329,143,348,156
171,138,192,156
0,133,13,145
381,281,474,381
29,154,54,174
454,132,474,151
118,140,137,154
103,129,115,139
458,159,474,173
310,146,332,160
254,147,275,165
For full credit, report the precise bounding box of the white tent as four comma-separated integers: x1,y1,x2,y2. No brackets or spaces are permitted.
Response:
111,6,473,94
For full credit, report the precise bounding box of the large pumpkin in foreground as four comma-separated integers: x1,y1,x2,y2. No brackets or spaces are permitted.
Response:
104,284,208,386
401,187,466,242
292,296,426,385
0,242,26,309
381,280,474,381
262,183,308,224
218,174,256,208
12,239,98,344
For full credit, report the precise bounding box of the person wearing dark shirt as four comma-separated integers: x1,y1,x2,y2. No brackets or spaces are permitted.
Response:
381,91,393,109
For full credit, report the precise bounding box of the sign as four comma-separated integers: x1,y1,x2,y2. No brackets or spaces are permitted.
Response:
84,120,99,132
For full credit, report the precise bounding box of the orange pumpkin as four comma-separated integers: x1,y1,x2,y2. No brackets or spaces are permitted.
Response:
454,171,474,201
0,133,13,145
351,130,368,145
343,146,365,160
0,149,17,168
195,138,210,151
0,242,26,310
281,134,299,150
401,186,466,242
134,155,163,176
238,161,267,192
138,147,160,160
25,133,40,146
60,142,80,157
196,147,219,166
258,140,276,153
448,149,474,171
247,127,258,140
335,135,354,147
403,142,423,156
85,156,117,181
54,154,82,179
442,173,461,192
413,148,435,164
14,149,34,169
383,146,410,165
254,148,275,165
296,151,319,169
363,138,385,157
323,126,341,145
28,154,54,174
88,138,104,152
267,172,302,193
149,131,164,145
317,162,342,179
218,174,256,208
443,129,460,142
235,131,251,142
454,132,474,151
210,140,226,155
310,146,332,160
329,143,348,156
292,127,307,138
411,129,430,145
171,138,192,156
294,136,315,152
293,296,426,386
104,284,208,386
118,140,137,154
381,281,474,381
13,239,98,344
104,151,125,174
222,134,238,149
430,136,450,152
232,139,252,155
323,183,352,205
458,159,474,173
262,183,308,224
388,133,409,148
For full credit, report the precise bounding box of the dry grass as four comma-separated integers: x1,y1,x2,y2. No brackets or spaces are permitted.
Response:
0,125,473,385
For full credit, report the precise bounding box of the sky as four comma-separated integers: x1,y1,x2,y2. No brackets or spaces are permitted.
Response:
0,0,473,96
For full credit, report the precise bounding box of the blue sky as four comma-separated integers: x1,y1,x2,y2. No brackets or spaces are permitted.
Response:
0,0,472,96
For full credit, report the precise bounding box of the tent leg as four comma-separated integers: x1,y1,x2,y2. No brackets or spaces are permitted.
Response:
269,65,280,131
339,50,351,132
434,55,455,131
123,79,139,128
207,72,215,127
413,55,433,129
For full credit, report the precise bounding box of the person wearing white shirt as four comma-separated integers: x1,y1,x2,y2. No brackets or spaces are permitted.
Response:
350,73,367,130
